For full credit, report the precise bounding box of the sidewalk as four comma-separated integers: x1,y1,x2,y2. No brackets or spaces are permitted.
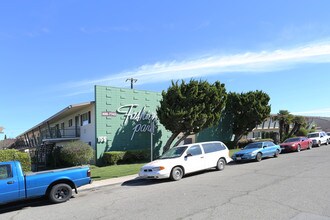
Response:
79,174,140,191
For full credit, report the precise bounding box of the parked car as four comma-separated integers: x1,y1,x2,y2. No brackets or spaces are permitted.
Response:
307,131,329,147
0,161,92,205
232,141,281,162
280,137,312,152
139,141,232,181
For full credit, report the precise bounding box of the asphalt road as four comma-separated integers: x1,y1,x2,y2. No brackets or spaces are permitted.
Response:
1,146,330,220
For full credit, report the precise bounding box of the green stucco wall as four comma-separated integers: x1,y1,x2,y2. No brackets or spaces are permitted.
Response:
94,85,172,162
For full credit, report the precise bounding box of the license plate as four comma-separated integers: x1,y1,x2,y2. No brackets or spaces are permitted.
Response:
236,157,241,160
281,148,285,150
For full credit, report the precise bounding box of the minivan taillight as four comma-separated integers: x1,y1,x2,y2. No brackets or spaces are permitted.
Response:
87,169,91,177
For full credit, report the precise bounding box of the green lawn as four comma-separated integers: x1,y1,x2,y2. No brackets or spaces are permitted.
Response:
90,163,145,181
90,149,239,181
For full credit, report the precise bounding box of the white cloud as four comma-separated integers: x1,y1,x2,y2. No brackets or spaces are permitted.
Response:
67,40,330,93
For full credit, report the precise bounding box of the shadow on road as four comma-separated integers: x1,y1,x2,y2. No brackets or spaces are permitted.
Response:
121,178,170,186
0,196,76,214
0,198,50,214
122,169,228,186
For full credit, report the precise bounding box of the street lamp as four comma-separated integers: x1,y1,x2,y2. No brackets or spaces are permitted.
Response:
150,120,155,161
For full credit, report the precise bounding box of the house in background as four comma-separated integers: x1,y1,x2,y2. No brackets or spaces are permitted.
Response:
246,115,330,141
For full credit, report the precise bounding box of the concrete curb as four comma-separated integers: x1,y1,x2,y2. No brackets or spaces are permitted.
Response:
79,174,140,191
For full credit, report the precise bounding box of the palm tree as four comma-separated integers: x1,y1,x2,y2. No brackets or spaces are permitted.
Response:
274,110,293,142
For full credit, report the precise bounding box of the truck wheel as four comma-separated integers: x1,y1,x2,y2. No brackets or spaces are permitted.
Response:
49,183,72,203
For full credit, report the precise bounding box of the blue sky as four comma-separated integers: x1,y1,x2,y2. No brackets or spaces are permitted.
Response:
1,0,330,138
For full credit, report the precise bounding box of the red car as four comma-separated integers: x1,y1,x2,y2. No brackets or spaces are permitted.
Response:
280,137,312,152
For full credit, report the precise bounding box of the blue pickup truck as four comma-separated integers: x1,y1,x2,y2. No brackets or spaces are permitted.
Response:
0,161,92,205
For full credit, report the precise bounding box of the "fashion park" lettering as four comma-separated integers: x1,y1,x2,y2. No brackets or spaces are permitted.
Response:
116,104,157,140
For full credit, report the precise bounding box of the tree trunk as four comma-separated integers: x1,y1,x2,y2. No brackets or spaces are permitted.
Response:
233,134,243,148
173,133,190,147
162,132,180,153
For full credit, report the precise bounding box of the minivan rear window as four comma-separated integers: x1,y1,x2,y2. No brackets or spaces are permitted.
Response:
202,143,225,154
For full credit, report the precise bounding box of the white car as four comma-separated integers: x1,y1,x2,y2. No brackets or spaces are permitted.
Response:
307,131,330,147
139,141,232,181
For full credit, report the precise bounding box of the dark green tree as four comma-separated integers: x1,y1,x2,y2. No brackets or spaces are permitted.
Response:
157,79,227,152
223,91,271,146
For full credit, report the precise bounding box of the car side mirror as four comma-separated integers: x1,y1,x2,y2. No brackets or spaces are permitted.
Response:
185,153,193,158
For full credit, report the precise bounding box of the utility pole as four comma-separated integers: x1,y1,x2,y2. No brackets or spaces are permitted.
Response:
126,78,137,89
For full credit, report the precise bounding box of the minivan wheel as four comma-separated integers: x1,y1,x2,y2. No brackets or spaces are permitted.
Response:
255,152,262,162
216,158,226,171
170,167,183,181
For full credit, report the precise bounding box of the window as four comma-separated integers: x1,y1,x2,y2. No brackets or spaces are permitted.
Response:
187,145,202,156
68,119,73,127
81,111,91,126
202,143,225,153
267,142,275,147
0,165,12,180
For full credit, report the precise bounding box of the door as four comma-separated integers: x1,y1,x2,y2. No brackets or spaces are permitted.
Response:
183,145,204,174
0,164,20,204
202,142,226,169
262,142,273,157
267,142,278,156
301,137,309,149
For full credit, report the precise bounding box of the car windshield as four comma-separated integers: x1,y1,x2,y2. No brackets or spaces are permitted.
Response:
307,133,318,138
244,142,263,149
159,146,188,159
284,138,300,143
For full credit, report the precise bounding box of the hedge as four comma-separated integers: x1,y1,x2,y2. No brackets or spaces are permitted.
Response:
59,141,94,166
237,138,275,149
0,149,31,172
102,149,150,166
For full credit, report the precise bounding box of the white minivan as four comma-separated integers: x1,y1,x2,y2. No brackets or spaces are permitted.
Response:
307,131,329,147
139,141,232,181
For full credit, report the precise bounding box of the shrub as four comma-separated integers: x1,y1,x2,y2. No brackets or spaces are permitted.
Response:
0,149,31,172
103,151,125,165
102,149,150,166
295,128,308,137
236,138,275,149
237,139,254,149
60,141,94,166
123,150,150,163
